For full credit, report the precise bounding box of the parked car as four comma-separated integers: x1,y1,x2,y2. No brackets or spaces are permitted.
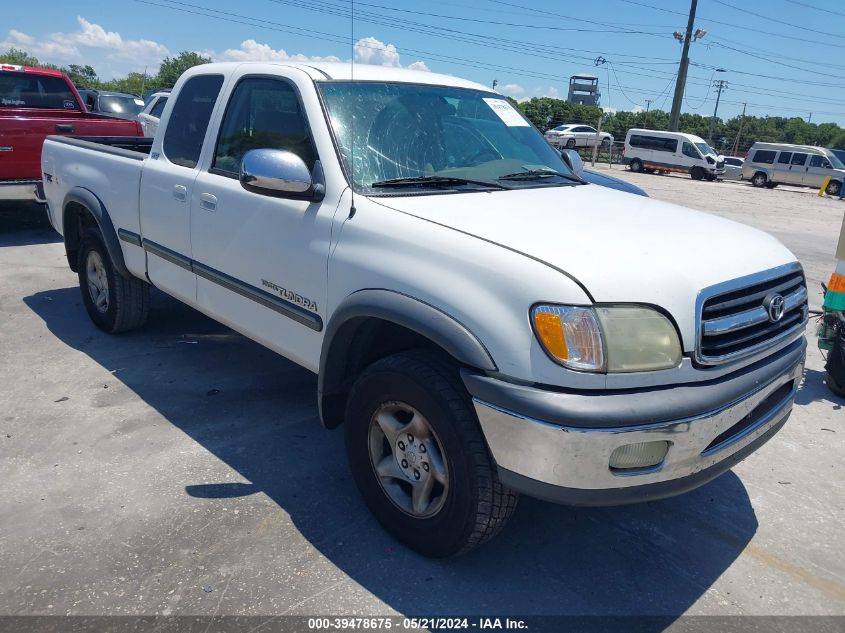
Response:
544,123,613,149
138,91,169,137
0,64,143,204
742,142,845,195
624,128,725,180
79,89,145,120
43,62,807,557
722,156,744,180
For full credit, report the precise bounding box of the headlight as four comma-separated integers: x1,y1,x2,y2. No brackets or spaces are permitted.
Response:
532,304,682,373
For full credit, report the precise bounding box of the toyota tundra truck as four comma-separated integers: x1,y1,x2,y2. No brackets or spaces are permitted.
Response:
41,62,808,557
0,64,143,203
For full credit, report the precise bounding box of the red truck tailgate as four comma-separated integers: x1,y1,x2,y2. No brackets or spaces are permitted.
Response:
0,65,142,182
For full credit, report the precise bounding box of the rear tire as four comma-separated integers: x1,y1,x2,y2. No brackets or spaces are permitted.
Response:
630,159,643,173
78,228,149,334
344,350,518,558
751,172,768,187
826,179,842,196
691,166,705,180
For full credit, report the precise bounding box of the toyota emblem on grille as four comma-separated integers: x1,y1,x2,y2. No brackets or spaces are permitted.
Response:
764,293,785,322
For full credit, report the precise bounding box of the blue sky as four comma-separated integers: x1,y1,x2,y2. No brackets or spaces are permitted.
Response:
5,0,845,124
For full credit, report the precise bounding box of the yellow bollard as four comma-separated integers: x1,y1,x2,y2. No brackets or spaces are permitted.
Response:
819,176,831,196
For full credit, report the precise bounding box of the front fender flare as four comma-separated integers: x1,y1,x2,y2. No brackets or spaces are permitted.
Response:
317,289,497,427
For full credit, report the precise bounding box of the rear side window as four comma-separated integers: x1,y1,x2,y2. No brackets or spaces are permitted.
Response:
791,153,808,166
163,75,224,169
629,134,676,152
752,150,776,164
0,72,77,109
150,97,168,118
724,157,741,166
777,152,792,164
213,77,317,174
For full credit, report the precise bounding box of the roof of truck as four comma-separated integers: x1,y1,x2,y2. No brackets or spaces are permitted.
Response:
182,61,495,93
0,64,66,77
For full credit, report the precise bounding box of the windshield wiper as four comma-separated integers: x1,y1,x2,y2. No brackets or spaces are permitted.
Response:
498,169,585,184
370,176,508,190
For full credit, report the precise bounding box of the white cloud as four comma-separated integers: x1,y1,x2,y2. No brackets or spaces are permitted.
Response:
219,39,340,63
498,83,524,97
353,37,430,71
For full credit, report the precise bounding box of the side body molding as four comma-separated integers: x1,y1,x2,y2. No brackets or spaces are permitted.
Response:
62,187,131,278
318,289,497,428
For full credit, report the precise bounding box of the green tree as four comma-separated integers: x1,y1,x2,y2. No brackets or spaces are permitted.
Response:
157,51,212,88
0,47,39,66
64,64,99,89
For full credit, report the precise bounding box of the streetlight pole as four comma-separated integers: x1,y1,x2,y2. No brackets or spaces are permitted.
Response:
669,0,698,132
707,79,728,145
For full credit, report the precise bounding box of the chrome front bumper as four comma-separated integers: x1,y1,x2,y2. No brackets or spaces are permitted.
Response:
467,342,804,506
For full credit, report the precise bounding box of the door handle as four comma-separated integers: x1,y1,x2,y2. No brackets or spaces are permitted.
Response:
172,185,188,202
199,193,217,211
55,124,74,133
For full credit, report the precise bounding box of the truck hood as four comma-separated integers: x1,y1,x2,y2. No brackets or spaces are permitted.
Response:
371,184,797,347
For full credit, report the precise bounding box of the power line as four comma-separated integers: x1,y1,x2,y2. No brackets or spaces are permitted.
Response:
711,0,845,38
785,0,845,18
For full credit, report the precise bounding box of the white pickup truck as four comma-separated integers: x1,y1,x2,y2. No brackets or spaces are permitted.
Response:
42,62,808,558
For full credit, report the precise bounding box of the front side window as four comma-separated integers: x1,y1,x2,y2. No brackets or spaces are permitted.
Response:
162,74,224,169
682,142,700,159
213,77,316,174
753,150,776,164
319,82,575,192
809,155,831,169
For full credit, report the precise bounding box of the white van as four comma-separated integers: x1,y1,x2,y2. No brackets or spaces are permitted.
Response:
624,129,725,180
741,142,845,195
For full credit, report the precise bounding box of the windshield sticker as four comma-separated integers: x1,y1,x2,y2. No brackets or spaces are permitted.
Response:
483,98,530,127
63,100,76,109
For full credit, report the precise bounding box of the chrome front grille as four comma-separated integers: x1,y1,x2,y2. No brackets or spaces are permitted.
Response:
697,265,808,364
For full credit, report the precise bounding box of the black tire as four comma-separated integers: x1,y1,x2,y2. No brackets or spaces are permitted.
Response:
690,166,705,180
751,172,768,188
78,228,149,333
630,158,643,173
565,138,577,149
826,179,842,196
344,350,518,558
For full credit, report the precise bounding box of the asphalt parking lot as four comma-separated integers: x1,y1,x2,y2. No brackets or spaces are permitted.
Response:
1,173,844,621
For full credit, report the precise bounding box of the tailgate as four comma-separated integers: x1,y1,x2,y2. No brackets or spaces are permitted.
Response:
0,112,140,181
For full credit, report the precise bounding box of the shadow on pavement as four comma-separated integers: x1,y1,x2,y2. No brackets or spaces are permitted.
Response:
24,286,759,618
797,367,844,408
0,203,61,247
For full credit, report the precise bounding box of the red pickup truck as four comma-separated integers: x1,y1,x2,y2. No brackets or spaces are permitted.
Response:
0,64,143,204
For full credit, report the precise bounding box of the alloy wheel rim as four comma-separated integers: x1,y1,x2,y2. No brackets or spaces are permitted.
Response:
368,401,449,518
86,251,109,314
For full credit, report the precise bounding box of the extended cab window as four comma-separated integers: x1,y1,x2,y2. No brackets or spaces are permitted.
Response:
163,74,224,169
0,72,77,109
213,77,316,175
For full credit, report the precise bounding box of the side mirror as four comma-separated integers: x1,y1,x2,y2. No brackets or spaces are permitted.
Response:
560,148,585,178
239,149,325,201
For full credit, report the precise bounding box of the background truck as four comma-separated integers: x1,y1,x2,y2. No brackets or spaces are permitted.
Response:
0,64,143,203
42,62,808,557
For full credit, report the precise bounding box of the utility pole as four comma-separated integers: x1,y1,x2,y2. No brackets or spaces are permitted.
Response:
808,112,812,123
644,99,653,129
669,0,698,131
707,79,728,145
492,79,498,90
731,102,747,155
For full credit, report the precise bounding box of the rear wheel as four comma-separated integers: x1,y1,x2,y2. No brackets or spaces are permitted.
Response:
78,228,149,333
344,351,517,558
751,172,768,187
691,166,705,180
629,158,643,173
826,179,842,196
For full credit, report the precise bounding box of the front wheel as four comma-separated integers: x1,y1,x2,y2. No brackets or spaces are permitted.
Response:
344,351,518,558
691,166,705,180
826,179,842,196
78,228,149,333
